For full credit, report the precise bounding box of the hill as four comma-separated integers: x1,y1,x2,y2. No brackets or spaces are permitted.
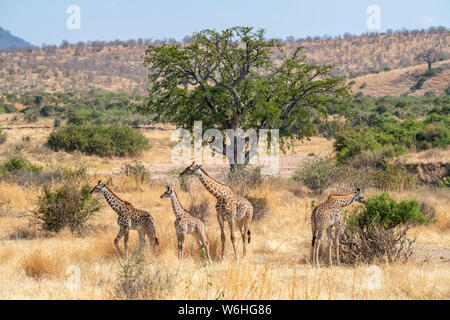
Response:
0,27,33,50
0,27,448,94
350,59,450,97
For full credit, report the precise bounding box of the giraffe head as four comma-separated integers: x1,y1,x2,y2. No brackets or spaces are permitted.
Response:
90,180,107,194
180,162,202,177
160,185,174,199
353,188,365,204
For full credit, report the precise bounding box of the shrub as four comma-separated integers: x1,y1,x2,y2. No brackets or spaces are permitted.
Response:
341,193,427,264
292,157,339,194
246,195,270,221
411,76,427,90
33,182,100,232
121,161,151,185
188,195,210,223
228,166,263,194
0,156,43,175
46,124,150,157
114,249,176,300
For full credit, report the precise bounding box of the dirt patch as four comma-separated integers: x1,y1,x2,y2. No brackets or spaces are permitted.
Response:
405,162,449,184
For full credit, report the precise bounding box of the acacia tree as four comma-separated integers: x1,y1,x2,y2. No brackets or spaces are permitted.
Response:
415,48,442,71
142,26,351,171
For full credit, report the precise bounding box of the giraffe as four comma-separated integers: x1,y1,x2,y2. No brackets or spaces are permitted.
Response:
310,188,365,268
180,162,253,261
160,185,212,262
90,180,158,258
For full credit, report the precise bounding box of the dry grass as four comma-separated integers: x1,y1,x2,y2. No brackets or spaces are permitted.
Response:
0,123,448,299
20,249,64,279
350,60,450,97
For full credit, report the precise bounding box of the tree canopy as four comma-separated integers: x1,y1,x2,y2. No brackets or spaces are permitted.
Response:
142,26,351,169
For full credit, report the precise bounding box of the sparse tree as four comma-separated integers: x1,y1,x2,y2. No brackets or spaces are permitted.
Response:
415,48,442,71
142,26,351,171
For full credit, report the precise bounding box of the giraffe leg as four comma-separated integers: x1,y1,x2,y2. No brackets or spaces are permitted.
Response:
138,229,146,249
177,233,185,261
327,227,333,267
237,217,249,258
334,224,341,265
145,226,158,251
217,214,226,261
114,228,126,259
195,231,212,263
314,239,321,269
123,229,129,258
228,220,238,260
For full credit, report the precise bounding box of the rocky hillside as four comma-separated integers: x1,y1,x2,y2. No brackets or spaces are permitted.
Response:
0,27,448,94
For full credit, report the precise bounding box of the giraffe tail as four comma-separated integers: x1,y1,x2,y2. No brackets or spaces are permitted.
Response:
247,230,251,244
312,235,316,247
154,237,159,245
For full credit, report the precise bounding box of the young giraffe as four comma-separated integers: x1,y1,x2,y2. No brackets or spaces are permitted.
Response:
311,188,365,268
180,162,253,261
160,185,212,262
90,181,158,258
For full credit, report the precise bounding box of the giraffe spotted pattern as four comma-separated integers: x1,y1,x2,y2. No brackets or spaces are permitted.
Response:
311,188,365,268
180,162,253,260
90,180,158,258
160,185,211,262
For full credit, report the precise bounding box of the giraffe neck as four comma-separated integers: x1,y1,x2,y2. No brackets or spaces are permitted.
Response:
101,188,128,215
329,193,356,207
196,169,231,199
170,191,185,217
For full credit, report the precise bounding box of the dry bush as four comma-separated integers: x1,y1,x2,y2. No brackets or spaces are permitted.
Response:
340,193,427,264
246,195,270,221
228,166,263,194
419,200,437,223
20,250,63,279
114,249,177,300
292,157,339,195
187,195,210,223
340,224,416,264
8,223,38,240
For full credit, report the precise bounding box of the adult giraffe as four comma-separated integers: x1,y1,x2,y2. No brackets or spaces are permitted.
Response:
180,162,253,260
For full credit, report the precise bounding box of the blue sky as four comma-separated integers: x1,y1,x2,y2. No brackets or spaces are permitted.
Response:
0,0,449,46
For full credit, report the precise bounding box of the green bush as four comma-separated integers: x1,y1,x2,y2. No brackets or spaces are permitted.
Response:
46,124,150,157
33,183,100,232
347,193,427,229
292,157,339,194
0,157,43,175
411,76,427,90
341,193,427,264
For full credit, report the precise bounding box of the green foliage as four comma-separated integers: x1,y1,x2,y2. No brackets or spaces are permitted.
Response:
346,193,427,230
4,90,148,126
0,156,43,175
335,111,450,162
46,124,150,157
33,183,100,232
292,157,339,194
142,26,351,167
411,76,427,90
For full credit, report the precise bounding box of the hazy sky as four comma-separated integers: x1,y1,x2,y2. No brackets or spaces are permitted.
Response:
0,0,449,46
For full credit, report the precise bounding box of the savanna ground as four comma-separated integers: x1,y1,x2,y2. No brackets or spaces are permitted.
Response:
0,114,449,300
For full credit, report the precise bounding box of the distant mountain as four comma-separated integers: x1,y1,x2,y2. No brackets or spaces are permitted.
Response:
0,27,33,50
